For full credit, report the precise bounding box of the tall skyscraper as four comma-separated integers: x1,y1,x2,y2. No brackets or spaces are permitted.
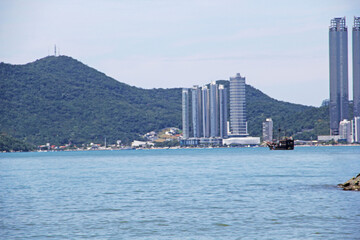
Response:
329,17,349,135
191,86,202,138
353,17,360,117
218,84,228,138
202,86,210,138
262,118,273,142
210,81,219,137
230,73,248,136
182,88,189,139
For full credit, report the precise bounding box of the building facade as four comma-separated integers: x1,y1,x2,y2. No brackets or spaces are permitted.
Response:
262,118,273,142
339,119,351,143
219,84,228,138
230,73,248,136
182,88,190,139
352,116,360,143
353,17,360,117
329,17,349,135
210,81,219,137
191,85,202,138
202,86,210,138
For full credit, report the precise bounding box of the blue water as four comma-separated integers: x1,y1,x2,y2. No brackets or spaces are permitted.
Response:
1,147,360,239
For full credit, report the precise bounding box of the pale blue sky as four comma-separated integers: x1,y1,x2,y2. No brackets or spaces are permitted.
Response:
1,0,359,106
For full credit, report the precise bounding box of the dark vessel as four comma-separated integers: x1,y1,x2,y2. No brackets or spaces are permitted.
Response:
266,128,294,150
267,138,294,150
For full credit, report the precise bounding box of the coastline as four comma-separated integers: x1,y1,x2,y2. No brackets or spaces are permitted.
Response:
2,143,360,154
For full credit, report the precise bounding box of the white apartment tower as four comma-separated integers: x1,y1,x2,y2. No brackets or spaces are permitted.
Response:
210,81,219,137
182,88,190,139
191,85,202,138
263,118,273,142
230,73,248,136
339,119,351,143
202,86,210,138
219,84,228,138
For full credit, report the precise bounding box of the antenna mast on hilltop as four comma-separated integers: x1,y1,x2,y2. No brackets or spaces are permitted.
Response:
54,45,57,56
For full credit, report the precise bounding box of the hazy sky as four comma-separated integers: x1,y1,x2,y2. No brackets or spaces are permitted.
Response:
1,0,359,106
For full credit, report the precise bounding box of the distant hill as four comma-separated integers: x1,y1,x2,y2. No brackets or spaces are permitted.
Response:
0,55,329,145
0,133,35,152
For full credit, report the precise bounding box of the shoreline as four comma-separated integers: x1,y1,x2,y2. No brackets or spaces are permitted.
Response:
2,143,360,153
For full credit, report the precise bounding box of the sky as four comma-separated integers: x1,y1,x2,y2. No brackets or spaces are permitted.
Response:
0,0,359,106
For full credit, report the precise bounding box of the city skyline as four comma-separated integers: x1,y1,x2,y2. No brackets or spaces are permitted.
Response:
1,1,359,106
182,81,228,140
181,73,262,146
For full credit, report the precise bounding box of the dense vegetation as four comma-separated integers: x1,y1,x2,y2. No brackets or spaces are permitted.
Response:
0,56,181,145
0,133,35,152
0,55,329,147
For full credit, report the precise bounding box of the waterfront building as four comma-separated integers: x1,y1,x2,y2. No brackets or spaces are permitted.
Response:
210,81,219,137
180,138,200,146
352,116,360,143
353,17,360,117
230,73,248,136
329,17,349,135
131,140,155,148
262,118,273,142
202,86,210,138
199,138,223,146
182,88,190,139
219,84,228,138
317,135,340,142
191,85,202,138
223,137,260,145
339,119,351,143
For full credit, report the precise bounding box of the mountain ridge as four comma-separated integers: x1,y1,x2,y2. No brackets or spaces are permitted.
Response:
0,55,329,145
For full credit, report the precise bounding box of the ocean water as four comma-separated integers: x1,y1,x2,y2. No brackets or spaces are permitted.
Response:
0,146,360,240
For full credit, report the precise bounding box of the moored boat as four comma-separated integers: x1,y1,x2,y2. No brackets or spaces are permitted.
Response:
267,138,294,150
266,128,294,150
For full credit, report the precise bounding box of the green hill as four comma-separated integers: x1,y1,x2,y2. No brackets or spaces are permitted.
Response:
0,133,35,152
0,55,329,146
0,56,181,145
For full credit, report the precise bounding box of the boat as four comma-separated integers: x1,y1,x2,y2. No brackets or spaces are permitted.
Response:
266,128,294,150
267,137,294,150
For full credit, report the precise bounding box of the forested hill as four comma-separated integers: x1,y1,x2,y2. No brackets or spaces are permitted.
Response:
0,55,329,145
0,56,181,145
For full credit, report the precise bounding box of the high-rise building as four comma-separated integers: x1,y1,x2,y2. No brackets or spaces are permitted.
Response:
352,117,360,143
210,81,219,137
202,86,210,138
230,73,248,136
353,17,360,117
329,17,349,135
191,85,202,138
182,88,190,139
218,85,228,138
182,74,260,146
262,118,273,142
339,119,351,143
